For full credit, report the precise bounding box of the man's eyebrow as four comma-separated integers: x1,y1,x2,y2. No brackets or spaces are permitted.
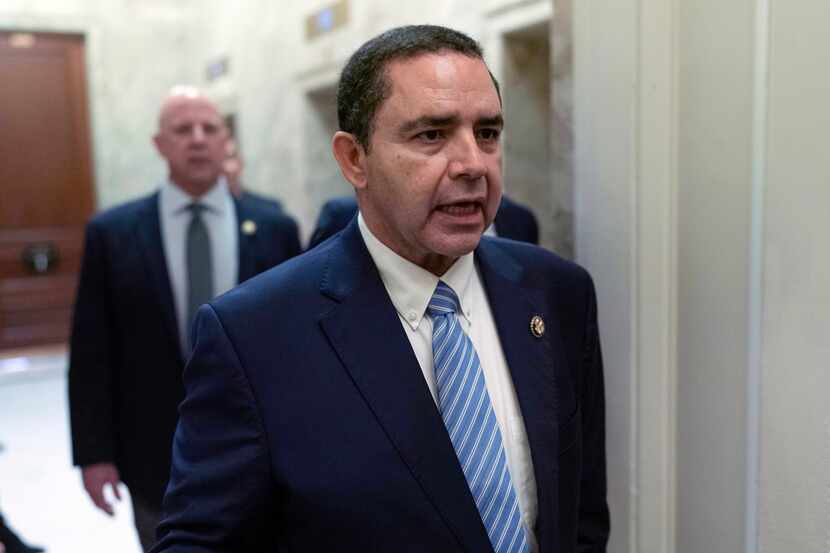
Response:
399,115,460,134
477,114,504,128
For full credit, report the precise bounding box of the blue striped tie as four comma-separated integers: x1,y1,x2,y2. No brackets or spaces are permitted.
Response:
427,281,530,553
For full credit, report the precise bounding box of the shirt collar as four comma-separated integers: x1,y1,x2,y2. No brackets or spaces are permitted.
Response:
161,176,229,216
358,213,475,331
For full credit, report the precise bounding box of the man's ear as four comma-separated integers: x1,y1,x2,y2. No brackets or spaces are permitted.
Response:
152,133,165,157
332,131,368,190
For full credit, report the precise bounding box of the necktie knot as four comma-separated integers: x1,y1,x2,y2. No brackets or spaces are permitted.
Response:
427,281,460,319
188,202,207,218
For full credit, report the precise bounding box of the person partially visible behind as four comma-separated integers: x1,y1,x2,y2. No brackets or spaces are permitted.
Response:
68,86,301,552
222,139,284,210
308,193,538,249
221,139,245,198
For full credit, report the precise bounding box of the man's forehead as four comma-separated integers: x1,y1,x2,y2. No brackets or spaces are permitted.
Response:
387,51,487,78
384,53,496,101
159,96,222,126
378,54,500,123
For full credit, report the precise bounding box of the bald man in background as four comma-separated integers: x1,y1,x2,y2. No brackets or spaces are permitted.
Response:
68,87,300,551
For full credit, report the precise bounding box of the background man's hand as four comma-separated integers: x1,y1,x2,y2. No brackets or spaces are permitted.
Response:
82,462,122,516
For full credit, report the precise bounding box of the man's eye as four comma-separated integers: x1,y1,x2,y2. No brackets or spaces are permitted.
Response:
477,128,501,141
417,129,444,142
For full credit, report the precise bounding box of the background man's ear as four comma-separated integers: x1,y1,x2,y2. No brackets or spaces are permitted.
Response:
332,131,368,190
152,133,165,156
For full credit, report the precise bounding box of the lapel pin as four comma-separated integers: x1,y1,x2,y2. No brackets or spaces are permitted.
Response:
530,315,545,338
241,219,257,235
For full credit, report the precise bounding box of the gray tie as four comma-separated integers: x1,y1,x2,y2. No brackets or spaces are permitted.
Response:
186,203,213,350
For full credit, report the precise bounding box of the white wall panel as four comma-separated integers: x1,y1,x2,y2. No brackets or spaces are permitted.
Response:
759,1,830,550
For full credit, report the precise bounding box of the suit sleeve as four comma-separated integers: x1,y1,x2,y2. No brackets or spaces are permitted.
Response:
577,275,610,552
153,305,278,553
68,220,117,467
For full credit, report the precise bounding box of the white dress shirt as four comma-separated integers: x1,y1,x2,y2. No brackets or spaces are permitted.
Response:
159,178,238,355
358,214,539,551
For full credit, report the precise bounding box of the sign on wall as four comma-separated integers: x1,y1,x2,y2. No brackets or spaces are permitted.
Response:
305,0,349,40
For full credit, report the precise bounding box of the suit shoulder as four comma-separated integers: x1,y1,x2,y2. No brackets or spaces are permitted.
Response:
236,192,279,215
240,190,283,210
238,195,298,230
486,237,593,290
211,239,331,317
501,196,536,219
322,195,357,212
268,209,299,233
87,193,156,231
319,196,358,221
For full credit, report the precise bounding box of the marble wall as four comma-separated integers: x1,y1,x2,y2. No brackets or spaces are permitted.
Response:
502,24,554,249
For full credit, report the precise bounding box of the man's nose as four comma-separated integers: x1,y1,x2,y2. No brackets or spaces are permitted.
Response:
447,131,486,180
191,125,206,143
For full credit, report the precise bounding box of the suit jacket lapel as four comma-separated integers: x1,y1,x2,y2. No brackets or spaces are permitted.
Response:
234,198,258,283
476,238,564,552
318,220,496,553
134,192,181,363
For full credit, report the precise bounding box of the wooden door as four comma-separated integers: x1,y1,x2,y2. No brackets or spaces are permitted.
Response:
0,32,95,350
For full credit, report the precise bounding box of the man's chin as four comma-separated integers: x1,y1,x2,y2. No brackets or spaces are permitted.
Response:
432,232,483,258
172,174,220,197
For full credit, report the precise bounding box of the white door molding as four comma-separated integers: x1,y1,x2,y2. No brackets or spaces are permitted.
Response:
571,0,679,551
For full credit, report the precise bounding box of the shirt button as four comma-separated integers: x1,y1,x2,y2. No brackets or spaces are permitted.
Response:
406,312,417,322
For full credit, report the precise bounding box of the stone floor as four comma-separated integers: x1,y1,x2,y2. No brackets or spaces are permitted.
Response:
0,346,141,553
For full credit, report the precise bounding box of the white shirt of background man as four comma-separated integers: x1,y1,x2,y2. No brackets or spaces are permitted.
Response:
159,177,238,356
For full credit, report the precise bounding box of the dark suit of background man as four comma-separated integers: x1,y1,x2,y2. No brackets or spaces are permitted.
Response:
308,194,539,249
155,25,608,553
68,87,301,552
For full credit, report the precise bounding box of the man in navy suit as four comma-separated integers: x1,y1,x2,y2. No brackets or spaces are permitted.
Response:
154,26,608,553
308,194,539,249
68,87,300,551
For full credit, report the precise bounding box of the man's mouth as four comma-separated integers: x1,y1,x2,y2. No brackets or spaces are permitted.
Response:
436,201,481,215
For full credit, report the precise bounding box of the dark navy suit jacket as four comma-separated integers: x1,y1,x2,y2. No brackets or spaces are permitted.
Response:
153,218,608,552
308,195,539,249
68,191,301,510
